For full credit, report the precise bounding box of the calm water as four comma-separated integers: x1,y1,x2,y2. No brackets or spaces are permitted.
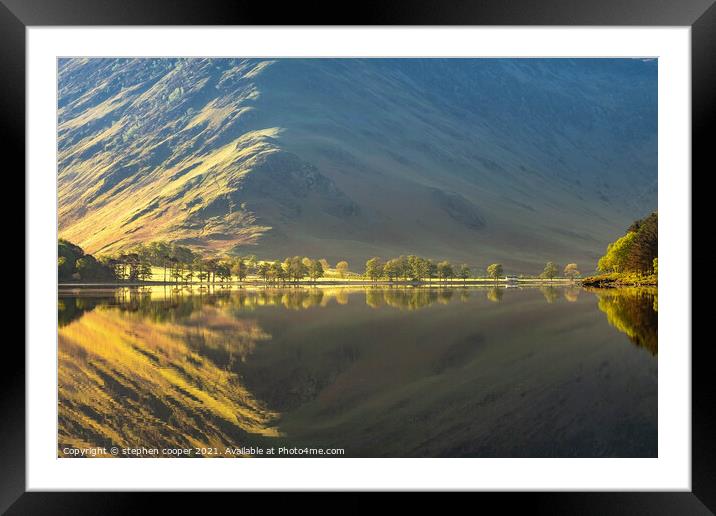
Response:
58,285,657,457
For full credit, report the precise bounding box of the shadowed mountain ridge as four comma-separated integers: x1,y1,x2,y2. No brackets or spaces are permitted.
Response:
58,58,657,270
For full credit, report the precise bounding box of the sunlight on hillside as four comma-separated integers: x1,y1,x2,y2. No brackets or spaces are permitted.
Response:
57,58,657,268
58,305,279,456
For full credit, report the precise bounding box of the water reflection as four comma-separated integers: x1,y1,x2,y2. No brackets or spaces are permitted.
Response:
59,286,512,321
58,285,658,457
539,285,559,304
372,287,459,310
590,287,658,356
563,286,581,302
486,287,503,303
58,301,278,456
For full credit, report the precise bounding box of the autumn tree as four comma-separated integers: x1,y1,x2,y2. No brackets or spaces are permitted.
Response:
486,263,503,283
598,232,637,273
564,263,580,281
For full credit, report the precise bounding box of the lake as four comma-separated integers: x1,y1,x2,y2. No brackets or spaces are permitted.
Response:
58,285,657,457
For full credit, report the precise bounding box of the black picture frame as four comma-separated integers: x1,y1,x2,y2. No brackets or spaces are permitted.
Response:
4,0,710,511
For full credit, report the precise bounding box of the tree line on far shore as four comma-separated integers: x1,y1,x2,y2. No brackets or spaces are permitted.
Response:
58,238,582,285
364,256,580,283
58,239,350,284
58,213,657,286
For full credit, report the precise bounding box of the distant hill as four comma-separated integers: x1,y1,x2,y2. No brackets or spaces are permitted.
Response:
58,58,657,272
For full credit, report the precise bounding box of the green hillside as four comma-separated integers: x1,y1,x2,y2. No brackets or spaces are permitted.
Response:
58,58,657,271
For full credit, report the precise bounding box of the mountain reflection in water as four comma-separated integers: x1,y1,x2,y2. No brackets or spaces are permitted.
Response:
58,285,657,457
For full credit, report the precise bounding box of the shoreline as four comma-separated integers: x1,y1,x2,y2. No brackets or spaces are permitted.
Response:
59,278,584,288
580,274,657,288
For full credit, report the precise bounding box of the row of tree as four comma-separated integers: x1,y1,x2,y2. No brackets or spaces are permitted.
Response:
364,256,472,283
363,256,581,283
104,241,228,283
538,262,580,281
60,238,582,285
106,246,338,285
254,256,325,284
60,239,356,284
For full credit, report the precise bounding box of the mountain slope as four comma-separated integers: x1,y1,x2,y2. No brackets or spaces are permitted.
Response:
58,58,657,271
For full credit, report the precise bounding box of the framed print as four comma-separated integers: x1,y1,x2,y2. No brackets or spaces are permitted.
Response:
5,0,712,511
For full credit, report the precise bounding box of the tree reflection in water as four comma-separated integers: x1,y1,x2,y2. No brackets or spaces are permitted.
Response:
364,287,461,310
563,286,581,302
486,287,503,303
539,285,559,304
57,284,658,457
58,291,278,457
66,284,644,323
591,287,658,355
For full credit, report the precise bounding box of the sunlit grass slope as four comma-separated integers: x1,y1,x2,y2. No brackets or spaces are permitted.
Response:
58,58,657,269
